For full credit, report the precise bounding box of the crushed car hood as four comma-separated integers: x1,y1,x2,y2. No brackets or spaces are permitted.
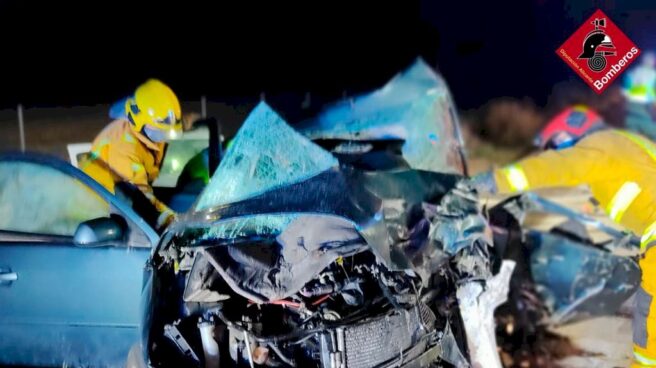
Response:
172,164,472,302
167,101,488,304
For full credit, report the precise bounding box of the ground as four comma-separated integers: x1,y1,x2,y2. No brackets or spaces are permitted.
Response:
554,317,632,367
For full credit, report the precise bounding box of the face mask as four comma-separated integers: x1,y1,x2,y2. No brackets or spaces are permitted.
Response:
546,131,576,150
143,125,167,143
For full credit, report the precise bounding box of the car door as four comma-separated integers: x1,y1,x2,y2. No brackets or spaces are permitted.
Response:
0,153,159,367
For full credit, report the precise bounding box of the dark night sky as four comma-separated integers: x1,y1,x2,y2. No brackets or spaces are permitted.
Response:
0,0,654,110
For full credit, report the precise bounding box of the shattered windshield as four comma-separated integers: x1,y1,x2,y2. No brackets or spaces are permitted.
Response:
195,103,338,211
194,61,464,211
298,58,466,175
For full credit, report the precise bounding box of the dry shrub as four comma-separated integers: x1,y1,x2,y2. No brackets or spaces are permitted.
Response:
469,82,627,149
476,98,545,147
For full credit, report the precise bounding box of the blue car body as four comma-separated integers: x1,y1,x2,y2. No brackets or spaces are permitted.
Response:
0,153,158,367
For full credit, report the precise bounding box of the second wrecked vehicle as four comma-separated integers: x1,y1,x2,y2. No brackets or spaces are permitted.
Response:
486,186,641,363
138,60,512,368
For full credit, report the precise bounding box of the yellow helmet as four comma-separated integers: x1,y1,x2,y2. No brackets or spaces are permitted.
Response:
126,79,183,142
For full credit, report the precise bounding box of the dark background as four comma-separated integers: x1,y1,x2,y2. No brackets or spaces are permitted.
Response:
0,0,654,111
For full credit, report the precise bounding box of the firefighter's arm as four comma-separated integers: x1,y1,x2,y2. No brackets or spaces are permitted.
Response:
107,146,177,229
493,144,604,193
132,172,177,230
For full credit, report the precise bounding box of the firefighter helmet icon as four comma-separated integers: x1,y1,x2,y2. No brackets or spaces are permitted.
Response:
557,9,639,93
578,18,616,72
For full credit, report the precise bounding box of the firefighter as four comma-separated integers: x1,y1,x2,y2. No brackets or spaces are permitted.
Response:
82,79,182,230
471,105,656,367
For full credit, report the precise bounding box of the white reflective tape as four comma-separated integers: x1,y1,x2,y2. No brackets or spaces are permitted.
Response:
642,221,656,251
606,181,642,222
635,351,656,366
502,165,529,192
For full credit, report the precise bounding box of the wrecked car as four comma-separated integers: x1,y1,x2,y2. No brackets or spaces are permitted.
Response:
0,60,512,368
485,186,641,363
140,61,512,368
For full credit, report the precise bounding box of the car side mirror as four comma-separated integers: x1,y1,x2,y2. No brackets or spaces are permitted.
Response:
74,215,127,245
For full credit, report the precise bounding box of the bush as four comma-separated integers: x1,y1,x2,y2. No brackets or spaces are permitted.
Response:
473,98,545,148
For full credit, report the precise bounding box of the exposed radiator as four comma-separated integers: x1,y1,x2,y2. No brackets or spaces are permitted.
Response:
320,303,437,368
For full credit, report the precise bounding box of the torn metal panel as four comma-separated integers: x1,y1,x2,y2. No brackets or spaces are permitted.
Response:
183,251,231,303
430,212,491,257
488,189,640,326
489,186,637,246
179,173,494,309
194,214,369,303
457,260,516,368
299,58,466,175
438,322,470,368
355,169,468,277
182,167,492,280
520,192,635,243
364,179,494,284
529,231,640,324
429,182,493,279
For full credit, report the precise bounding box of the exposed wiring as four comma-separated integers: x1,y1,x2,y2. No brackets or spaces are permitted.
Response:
311,294,331,306
248,299,304,309
270,299,303,309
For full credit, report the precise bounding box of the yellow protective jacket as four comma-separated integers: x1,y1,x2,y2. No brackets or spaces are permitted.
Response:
494,129,656,237
82,119,174,229
493,129,656,366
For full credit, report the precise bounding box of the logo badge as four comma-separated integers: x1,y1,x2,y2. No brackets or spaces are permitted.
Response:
557,9,640,94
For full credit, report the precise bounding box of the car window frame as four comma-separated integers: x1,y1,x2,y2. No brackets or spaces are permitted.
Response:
0,152,159,248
